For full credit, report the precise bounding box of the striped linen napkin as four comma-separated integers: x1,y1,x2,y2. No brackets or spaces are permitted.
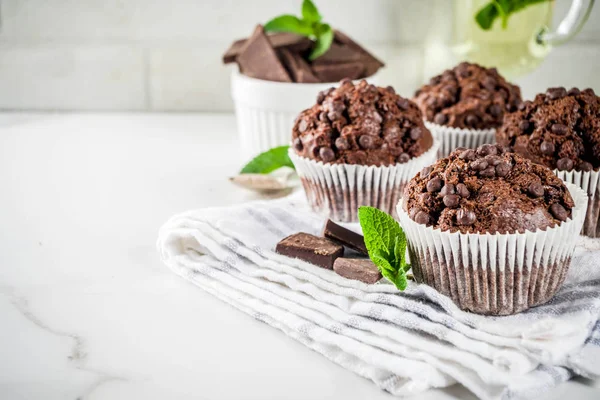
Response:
157,192,600,399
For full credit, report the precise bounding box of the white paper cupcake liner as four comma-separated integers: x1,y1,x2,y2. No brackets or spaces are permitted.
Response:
289,139,440,222
424,121,496,159
396,182,588,316
555,169,600,238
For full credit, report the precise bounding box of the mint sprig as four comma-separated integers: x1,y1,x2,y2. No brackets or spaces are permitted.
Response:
264,0,333,60
475,0,551,30
358,206,410,291
240,145,295,174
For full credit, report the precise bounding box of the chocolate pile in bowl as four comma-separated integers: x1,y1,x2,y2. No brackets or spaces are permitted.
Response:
292,80,433,166
403,144,575,234
497,87,600,172
413,62,522,130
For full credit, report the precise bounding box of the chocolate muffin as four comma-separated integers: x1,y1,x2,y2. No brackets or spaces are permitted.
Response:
292,79,433,166
497,87,600,172
414,62,522,130
403,144,575,234
289,80,439,222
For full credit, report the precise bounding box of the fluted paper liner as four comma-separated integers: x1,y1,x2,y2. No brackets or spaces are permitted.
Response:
289,140,439,222
396,183,588,316
555,169,600,238
425,121,496,158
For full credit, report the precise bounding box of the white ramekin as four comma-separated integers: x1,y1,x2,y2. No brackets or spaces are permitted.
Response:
231,70,380,159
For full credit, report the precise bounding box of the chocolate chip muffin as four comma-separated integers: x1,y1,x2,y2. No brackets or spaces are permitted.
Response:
497,87,600,172
292,79,433,166
289,79,439,222
414,62,522,130
403,144,575,234
397,143,586,315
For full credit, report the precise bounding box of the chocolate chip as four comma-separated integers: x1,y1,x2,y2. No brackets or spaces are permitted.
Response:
319,147,335,162
396,98,409,110
319,111,328,122
477,144,498,156
551,123,568,135
316,91,326,104
484,105,500,119
540,141,555,155
409,207,419,219
420,166,432,178
482,76,497,91
385,85,395,94
419,192,432,203
414,211,431,225
550,203,568,222
340,78,352,86
293,138,303,151
410,127,423,140
434,113,448,125
465,114,479,127
485,155,502,166
426,177,443,192
298,119,308,133
495,162,511,177
456,183,470,198
440,183,456,196
358,135,376,150
335,137,350,151
397,153,410,163
372,112,383,124
546,87,567,100
443,194,460,208
459,149,476,161
518,101,531,111
568,88,581,96
327,100,345,121
556,157,574,171
456,209,476,226
528,182,545,198
310,146,320,158
579,161,593,172
479,166,496,178
518,120,530,131
470,159,489,171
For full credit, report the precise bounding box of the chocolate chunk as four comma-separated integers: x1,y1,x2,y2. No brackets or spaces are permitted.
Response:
479,166,496,178
470,159,489,171
421,166,433,178
477,144,498,156
276,233,343,269
298,119,308,133
293,138,303,151
397,153,411,163
312,43,363,66
528,182,545,198
223,32,312,64
540,141,555,155
385,86,395,94
414,211,431,225
333,30,384,77
459,149,476,161
550,203,569,222
396,98,410,110
456,209,476,226
495,162,511,177
434,113,448,125
333,258,382,284
278,48,320,83
335,137,350,151
557,157,574,171
323,219,368,255
579,161,593,172
546,87,567,100
427,177,443,192
440,183,456,196
312,62,365,83
551,123,568,135
237,25,292,82
456,183,470,198
319,147,335,162
568,88,581,96
443,194,460,208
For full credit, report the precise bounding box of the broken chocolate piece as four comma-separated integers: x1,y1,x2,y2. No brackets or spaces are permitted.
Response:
323,219,368,255
312,62,365,83
276,232,343,269
311,43,363,66
237,25,292,82
223,32,312,64
333,30,384,77
333,258,382,284
278,48,320,83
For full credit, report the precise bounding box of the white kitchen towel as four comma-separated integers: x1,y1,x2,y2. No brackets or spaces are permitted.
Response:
157,192,600,400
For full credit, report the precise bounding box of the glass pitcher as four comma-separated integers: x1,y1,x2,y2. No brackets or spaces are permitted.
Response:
424,0,595,79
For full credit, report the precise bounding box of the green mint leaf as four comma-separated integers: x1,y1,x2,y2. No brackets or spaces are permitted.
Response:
240,146,295,174
475,2,499,30
302,0,322,23
264,15,314,37
358,206,410,291
309,23,333,60
475,0,552,30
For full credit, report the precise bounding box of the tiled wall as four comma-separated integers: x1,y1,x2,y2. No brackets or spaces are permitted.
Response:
0,0,598,111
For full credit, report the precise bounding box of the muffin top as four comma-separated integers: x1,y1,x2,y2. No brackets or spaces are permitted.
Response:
292,79,433,166
496,87,600,172
413,62,522,130
403,144,574,234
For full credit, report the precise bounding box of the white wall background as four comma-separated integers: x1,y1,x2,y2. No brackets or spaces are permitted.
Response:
0,0,598,111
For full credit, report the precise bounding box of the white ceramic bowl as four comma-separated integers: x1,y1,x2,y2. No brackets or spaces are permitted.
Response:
231,70,379,159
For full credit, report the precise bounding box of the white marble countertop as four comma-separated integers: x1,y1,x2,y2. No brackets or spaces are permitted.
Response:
1,113,599,400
